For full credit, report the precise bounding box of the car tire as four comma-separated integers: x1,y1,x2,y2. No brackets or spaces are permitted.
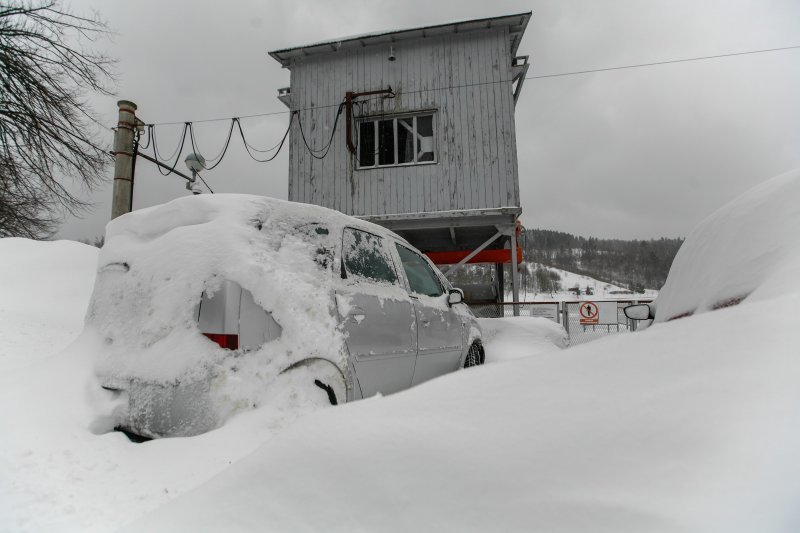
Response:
464,342,484,368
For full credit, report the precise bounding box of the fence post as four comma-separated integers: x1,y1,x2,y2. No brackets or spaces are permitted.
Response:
562,302,570,336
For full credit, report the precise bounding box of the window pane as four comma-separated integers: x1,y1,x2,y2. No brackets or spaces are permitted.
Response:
378,119,395,166
396,244,443,297
416,115,434,162
397,118,415,164
358,121,375,167
343,228,398,285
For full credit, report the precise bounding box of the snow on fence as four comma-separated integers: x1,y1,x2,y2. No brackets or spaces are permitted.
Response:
469,300,654,346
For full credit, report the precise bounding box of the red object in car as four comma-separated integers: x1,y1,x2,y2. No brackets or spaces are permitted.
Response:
203,333,239,350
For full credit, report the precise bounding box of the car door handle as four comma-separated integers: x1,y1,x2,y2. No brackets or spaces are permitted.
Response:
420,318,430,327
345,306,366,323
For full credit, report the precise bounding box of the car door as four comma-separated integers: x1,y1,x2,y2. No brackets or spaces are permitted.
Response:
336,227,417,397
394,243,464,385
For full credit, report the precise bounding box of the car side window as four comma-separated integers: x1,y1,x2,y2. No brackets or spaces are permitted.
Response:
395,244,443,297
342,228,399,285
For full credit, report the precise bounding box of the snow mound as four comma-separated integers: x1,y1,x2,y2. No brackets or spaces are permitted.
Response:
0,238,98,371
479,317,568,363
655,168,800,321
124,290,800,533
120,169,800,532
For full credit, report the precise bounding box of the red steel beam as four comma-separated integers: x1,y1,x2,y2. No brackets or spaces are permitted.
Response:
425,247,523,265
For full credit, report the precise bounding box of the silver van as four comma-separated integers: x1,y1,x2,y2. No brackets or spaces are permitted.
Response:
92,196,484,439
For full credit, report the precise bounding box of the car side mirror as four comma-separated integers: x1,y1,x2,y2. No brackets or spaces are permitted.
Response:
624,303,652,320
447,288,464,306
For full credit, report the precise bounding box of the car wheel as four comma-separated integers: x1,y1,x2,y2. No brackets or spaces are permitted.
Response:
464,342,484,368
280,358,347,406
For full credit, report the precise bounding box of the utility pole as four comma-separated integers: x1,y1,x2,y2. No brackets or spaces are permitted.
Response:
111,100,138,219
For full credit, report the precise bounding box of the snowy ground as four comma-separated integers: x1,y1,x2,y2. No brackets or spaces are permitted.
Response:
0,239,98,373
0,238,566,532
2,169,799,533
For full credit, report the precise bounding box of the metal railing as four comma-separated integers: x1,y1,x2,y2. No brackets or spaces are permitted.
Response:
469,300,654,346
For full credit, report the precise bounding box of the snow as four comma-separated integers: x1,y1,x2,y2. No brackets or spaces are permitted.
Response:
478,317,569,362
124,291,800,533
518,263,658,302
2,169,800,532
0,238,98,372
654,168,800,321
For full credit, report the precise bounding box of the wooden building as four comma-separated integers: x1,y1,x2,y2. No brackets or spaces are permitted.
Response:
269,12,531,306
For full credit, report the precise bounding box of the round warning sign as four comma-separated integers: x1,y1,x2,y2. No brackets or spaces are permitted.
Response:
579,301,599,324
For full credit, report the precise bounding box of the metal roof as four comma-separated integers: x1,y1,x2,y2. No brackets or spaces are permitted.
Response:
268,12,531,67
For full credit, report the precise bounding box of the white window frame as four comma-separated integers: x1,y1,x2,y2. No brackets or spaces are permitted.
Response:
356,111,437,170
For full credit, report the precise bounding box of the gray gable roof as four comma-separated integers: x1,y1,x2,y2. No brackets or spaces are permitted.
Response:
268,12,531,68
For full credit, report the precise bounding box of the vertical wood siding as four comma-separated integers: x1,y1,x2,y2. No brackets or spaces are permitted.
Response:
286,28,520,216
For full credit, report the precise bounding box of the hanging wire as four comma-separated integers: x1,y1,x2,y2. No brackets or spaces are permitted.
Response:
188,120,235,164
134,43,800,178
189,120,238,171
137,125,152,150
296,101,345,160
150,123,189,176
150,123,187,166
234,113,294,163
236,118,290,153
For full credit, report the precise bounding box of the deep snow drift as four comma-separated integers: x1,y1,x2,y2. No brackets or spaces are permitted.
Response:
123,169,800,532
0,235,563,531
2,169,799,532
0,238,98,372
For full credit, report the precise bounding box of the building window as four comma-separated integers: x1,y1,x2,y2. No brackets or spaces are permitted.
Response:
357,113,435,169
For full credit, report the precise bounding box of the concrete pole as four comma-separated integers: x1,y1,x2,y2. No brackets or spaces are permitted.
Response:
111,100,138,220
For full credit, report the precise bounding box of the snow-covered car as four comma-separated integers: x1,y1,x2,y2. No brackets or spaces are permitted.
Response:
625,168,800,325
87,195,483,439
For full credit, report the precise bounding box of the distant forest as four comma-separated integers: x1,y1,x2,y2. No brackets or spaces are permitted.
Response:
449,229,684,294
522,229,684,292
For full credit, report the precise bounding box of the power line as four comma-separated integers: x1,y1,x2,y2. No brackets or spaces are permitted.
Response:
141,43,799,128
136,42,800,177
526,44,800,80
196,172,214,193
150,108,292,127
296,101,345,159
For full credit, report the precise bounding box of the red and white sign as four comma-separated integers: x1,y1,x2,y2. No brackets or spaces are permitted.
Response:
579,301,618,325
579,302,599,325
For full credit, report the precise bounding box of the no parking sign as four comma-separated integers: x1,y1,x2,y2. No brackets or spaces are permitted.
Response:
579,301,617,325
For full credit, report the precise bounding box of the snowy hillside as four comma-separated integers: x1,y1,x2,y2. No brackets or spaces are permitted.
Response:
517,262,658,301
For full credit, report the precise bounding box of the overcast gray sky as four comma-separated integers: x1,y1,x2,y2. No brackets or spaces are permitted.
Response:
57,0,800,241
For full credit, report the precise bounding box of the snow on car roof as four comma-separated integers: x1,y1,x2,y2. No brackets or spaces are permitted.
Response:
104,193,401,244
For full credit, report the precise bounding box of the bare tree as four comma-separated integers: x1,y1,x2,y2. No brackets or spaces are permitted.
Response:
0,0,114,238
